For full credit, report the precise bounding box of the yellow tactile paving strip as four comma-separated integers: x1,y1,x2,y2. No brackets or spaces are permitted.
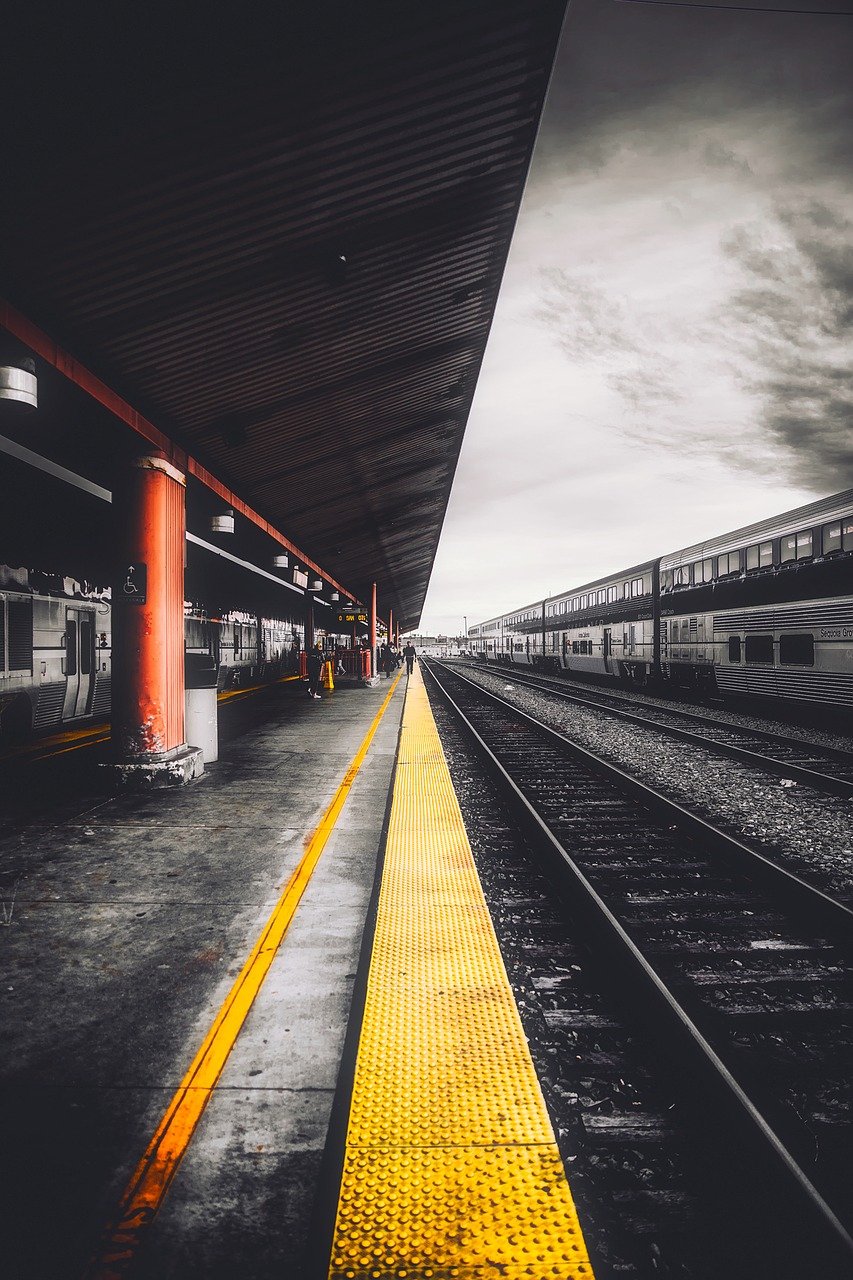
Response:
327,667,594,1280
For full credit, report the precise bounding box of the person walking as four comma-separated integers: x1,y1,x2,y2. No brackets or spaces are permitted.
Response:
306,642,324,699
403,641,416,675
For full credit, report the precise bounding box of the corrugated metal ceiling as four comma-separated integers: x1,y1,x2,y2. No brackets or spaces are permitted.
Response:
0,2,566,628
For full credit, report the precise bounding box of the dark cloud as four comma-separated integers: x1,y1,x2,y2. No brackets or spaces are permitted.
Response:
540,0,853,170
723,199,853,487
423,1,853,630
534,268,641,359
702,139,754,177
533,268,687,416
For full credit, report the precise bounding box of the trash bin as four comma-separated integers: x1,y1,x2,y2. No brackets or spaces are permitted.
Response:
185,653,219,764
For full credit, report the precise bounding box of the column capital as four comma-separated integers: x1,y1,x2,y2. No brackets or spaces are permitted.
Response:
132,454,186,486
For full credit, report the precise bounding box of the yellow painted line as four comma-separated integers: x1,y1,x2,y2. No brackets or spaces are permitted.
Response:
327,666,594,1279
217,672,302,702
1,723,111,763
0,675,304,763
83,670,404,1280
6,721,108,750
29,732,112,761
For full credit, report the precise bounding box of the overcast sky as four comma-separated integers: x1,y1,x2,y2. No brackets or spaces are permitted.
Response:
416,0,853,636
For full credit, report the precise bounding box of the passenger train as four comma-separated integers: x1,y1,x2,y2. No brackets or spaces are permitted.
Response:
0,564,311,744
468,489,853,709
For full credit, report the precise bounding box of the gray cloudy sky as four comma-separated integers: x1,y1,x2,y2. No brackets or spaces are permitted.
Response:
417,0,853,636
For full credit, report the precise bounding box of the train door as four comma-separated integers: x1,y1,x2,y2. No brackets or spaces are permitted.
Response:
62,607,95,719
603,628,612,673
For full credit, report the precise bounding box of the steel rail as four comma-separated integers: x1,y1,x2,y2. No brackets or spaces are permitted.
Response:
466,663,853,800
425,658,853,1273
439,664,853,938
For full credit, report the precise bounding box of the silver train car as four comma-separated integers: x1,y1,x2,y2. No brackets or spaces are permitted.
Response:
659,489,853,706
468,488,853,709
0,567,307,744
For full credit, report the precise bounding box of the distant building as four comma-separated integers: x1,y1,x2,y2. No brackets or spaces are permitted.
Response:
402,632,468,658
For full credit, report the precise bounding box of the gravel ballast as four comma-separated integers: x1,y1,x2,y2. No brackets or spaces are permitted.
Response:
441,663,853,903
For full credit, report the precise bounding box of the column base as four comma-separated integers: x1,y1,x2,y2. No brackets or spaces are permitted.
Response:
99,744,204,791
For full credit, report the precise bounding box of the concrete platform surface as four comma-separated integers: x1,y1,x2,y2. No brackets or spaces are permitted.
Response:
0,674,406,1280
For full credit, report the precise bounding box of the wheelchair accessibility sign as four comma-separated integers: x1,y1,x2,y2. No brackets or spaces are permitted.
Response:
121,563,147,604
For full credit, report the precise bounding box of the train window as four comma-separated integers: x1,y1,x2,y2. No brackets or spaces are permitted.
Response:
728,636,742,663
607,585,617,603
745,635,774,664
796,530,813,560
673,566,690,588
746,540,773,570
781,529,813,562
597,589,606,605
844,520,853,551
660,570,673,591
79,619,93,675
717,550,741,576
822,523,842,554
779,633,814,666
631,576,644,597
65,620,78,676
702,557,714,582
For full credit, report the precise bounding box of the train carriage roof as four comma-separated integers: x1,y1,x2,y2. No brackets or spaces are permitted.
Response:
473,558,657,632
660,489,853,570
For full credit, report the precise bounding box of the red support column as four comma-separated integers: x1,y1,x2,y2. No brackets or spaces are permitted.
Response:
370,582,377,681
106,454,202,788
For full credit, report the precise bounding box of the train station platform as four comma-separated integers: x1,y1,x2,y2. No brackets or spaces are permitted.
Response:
2,667,592,1280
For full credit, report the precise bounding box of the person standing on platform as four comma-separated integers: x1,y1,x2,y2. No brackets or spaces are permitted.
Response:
403,641,416,675
381,642,395,678
307,642,324,699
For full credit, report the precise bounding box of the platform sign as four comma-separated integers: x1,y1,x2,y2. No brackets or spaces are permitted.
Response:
338,612,367,625
120,563,147,604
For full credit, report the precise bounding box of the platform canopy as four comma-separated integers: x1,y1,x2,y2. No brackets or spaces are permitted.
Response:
0,3,565,629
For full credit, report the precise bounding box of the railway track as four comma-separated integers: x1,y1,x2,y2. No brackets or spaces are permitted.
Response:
452,662,853,799
425,659,853,1278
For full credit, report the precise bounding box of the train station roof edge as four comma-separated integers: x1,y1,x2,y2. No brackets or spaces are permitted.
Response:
0,297,361,604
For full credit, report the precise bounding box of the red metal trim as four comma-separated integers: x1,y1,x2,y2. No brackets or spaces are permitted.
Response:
1,298,357,601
